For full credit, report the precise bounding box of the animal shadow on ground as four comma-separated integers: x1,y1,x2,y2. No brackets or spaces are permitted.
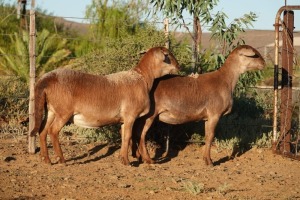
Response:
143,122,190,165
130,145,181,167
153,147,180,164
212,150,238,166
157,143,240,166
67,143,120,165
144,114,263,167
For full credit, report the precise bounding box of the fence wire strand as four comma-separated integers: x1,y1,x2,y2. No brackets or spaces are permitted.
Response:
0,3,299,148
275,16,300,155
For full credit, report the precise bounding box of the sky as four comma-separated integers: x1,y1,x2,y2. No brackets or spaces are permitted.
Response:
36,0,300,31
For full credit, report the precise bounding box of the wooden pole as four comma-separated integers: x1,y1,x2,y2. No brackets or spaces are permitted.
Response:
280,10,294,154
192,15,201,73
164,18,169,49
28,0,36,154
19,0,27,31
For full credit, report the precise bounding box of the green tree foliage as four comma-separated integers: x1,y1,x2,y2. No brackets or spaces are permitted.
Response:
210,11,258,56
151,0,219,72
0,32,29,80
0,1,74,46
199,11,258,71
207,11,260,96
0,1,19,48
69,24,166,74
35,8,86,58
35,9,67,34
35,29,71,75
85,0,149,50
151,0,260,96
151,0,217,23
0,29,71,82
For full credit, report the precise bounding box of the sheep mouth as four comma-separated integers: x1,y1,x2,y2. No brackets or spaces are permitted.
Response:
258,64,266,70
169,69,179,74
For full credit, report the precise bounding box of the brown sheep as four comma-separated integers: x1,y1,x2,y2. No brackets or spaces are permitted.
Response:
29,47,180,165
133,45,266,166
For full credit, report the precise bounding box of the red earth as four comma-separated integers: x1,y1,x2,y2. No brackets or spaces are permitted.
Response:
0,135,300,200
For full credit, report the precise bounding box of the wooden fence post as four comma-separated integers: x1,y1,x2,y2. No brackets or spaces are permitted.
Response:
28,0,36,154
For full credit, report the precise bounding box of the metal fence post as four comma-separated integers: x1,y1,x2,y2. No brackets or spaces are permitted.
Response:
280,10,294,154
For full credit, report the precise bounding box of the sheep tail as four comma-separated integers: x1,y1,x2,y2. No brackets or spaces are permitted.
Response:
30,81,47,137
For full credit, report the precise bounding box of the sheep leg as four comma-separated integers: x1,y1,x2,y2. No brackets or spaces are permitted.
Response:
138,116,156,164
48,118,67,164
119,124,127,164
39,130,51,164
203,116,219,166
119,119,135,166
119,127,137,158
131,137,140,159
39,112,55,164
130,120,143,159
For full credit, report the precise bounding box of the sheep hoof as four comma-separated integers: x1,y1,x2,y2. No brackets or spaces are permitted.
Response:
119,156,130,166
144,159,155,164
134,150,141,159
58,162,67,166
135,156,143,164
57,157,66,165
203,157,213,166
41,156,51,165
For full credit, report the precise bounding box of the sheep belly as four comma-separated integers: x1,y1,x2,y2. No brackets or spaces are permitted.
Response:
159,112,198,125
72,114,120,128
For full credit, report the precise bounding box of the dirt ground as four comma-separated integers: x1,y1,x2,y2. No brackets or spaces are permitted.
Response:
0,135,300,200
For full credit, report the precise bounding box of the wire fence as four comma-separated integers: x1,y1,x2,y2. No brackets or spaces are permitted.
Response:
0,3,299,153
271,9,300,158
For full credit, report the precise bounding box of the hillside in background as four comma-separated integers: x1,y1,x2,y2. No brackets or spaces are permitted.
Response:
53,17,90,35
58,18,300,87
59,18,300,58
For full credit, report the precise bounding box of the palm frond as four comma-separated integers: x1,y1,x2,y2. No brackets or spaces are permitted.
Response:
38,49,71,76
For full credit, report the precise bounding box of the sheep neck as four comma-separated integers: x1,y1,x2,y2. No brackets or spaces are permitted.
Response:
218,61,243,95
133,67,153,91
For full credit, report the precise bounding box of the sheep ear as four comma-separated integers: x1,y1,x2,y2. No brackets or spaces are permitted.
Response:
240,48,256,57
160,48,169,56
139,50,147,55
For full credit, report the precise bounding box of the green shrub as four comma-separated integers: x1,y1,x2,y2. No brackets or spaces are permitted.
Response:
68,25,167,75
183,181,205,195
0,76,28,135
61,124,120,144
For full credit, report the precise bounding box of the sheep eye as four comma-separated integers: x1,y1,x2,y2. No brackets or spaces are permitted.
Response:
164,55,171,64
244,54,259,58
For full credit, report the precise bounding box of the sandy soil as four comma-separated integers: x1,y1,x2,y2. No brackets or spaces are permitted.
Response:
0,135,300,200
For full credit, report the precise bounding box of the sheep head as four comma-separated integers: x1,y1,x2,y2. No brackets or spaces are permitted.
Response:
137,47,180,78
230,45,266,74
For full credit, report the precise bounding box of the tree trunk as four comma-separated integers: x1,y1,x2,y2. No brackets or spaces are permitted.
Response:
193,15,202,73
